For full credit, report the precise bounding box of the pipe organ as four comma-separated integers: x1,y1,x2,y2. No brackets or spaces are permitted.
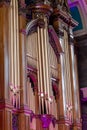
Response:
0,0,82,130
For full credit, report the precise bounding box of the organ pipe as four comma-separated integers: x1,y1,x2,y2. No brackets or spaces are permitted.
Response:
9,0,20,108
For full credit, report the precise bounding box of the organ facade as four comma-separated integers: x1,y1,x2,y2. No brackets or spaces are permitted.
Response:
0,0,82,130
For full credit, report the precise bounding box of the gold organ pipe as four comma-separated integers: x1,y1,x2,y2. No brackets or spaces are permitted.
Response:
37,27,43,93
37,27,44,114
40,27,49,114
43,19,50,114
40,28,46,93
37,18,51,114
16,0,20,87
35,32,41,114
10,0,14,85
44,23,50,98
13,0,17,88
37,27,41,114
40,28,46,114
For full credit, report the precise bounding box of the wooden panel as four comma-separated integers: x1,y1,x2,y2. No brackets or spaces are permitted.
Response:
8,111,12,130
0,7,5,99
25,115,30,130
19,113,26,130
0,110,4,130
5,110,12,130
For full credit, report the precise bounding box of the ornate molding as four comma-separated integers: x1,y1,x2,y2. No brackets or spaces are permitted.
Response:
21,18,45,35
28,3,53,19
0,99,13,109
51,8,78,28
57,116,72,125
0,0,10,7
30,113,57,128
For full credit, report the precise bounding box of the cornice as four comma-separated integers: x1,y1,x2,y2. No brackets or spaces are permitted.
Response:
28,3,53,19
51,8,78,28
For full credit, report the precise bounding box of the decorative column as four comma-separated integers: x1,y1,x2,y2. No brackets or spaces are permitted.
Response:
18,0,26,107
9,0,21,109
68,26,82,130
52,9,68,130
17,1,29,130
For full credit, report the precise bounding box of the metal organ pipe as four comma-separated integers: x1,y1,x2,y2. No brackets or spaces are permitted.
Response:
37,17,51,114
9,0,20,108
10,0,14,85
43,18,51,114
37,26,44,114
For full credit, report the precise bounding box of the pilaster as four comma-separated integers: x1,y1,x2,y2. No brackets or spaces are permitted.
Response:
0,1,13,130
68,26,82,130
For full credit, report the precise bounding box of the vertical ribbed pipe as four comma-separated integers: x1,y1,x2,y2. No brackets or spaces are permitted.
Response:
9,0,20,107
10,0,14,86
37,18,50,114
13,0,17,88
16,0,20,88
40,27,48,114
43,18,50,113
37,26,44,114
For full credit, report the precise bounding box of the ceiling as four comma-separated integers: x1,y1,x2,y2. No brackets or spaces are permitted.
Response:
68,0,87,36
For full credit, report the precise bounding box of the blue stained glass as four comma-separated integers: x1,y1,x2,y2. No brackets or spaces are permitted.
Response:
70,6,83,31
